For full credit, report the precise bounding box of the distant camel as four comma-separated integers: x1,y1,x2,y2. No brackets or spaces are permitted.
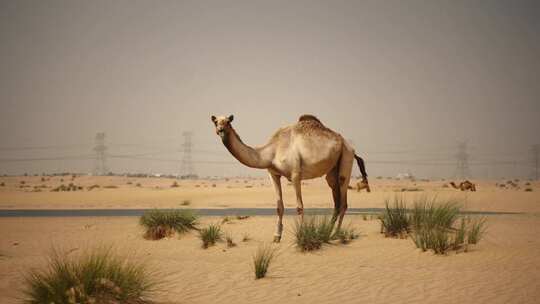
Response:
211,114,369,242
356,179,371,192
450,180,476,192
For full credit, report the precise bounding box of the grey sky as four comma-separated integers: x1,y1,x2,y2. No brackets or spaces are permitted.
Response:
1,0,539,178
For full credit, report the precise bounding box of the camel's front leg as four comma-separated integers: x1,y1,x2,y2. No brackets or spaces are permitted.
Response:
291,172,304,220
269,173,284,242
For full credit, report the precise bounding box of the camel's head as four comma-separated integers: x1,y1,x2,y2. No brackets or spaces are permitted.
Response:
211,115,234,139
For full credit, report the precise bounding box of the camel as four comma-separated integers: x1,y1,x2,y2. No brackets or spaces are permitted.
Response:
211,114,369,242
449,180,476,192
356,179,371,192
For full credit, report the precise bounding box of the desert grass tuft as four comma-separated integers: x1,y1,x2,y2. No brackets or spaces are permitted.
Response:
225,233,236,248
381,196,487,254
467,217,487,245
199,224,222,249
139,209,198,240
252,244,277,279
23,246,159,304
334,225,359,244
380,197,410,237
409,198,461,254
293,215,334,251
453,217,467,250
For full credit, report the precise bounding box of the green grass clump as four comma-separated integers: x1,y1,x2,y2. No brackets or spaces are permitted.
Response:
453,217,467,250
23,247,159,304
199,224,222,248
140,209,198,240
409,198,461,254
381,196,487,255
380,197,410,237
253,244,277,279
293,215,334,251
334,226,359,244
467,217,487,245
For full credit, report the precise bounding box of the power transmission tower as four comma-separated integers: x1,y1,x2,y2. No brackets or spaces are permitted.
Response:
455,141,470,179
532,144,539,180
180,131,196,179
93,132,108,175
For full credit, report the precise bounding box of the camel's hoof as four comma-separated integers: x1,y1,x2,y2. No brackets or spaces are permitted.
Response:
273,236,281,243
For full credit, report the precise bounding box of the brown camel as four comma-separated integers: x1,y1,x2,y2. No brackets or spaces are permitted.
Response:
449,180,476,192
356,179,371,192
211,114,369,242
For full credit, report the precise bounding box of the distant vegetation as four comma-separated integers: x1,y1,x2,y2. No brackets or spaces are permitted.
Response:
87,184,100,191
51,183,83,192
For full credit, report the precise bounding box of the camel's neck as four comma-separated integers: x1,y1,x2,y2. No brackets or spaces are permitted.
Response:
222,128,273,169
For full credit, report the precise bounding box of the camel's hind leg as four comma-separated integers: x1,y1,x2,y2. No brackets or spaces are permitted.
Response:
325,165,341,222
336,148,354,232
269,173,284,242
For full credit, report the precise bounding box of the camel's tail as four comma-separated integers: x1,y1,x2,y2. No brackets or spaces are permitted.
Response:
354,154,368,182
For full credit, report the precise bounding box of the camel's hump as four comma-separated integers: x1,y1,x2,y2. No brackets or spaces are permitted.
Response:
298,114,322,124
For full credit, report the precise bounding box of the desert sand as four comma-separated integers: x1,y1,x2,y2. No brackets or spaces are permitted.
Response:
1,176,540,303
0,175,539,212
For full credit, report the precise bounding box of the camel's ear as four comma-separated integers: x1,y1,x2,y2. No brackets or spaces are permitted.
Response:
228,115,234,122
211,115,217,125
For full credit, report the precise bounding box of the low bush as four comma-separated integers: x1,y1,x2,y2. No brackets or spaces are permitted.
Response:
293,215,334,251
382,196,487,255
23,247,159,304
140,209,198,240
380,197,410,237
199,224,222,249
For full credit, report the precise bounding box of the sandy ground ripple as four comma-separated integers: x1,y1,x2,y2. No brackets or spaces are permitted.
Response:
1,214,539,304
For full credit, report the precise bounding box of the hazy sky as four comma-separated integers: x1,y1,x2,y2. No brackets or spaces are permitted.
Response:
1,0,539,178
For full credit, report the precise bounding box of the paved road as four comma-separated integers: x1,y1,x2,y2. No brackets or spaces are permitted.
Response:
0,208,519,217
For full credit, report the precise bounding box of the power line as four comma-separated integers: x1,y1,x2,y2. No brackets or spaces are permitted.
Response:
0,144,91,151
532,144,539,180
180,132,196,178
93,133,108,175
454,141,470,179
0,155,95,162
